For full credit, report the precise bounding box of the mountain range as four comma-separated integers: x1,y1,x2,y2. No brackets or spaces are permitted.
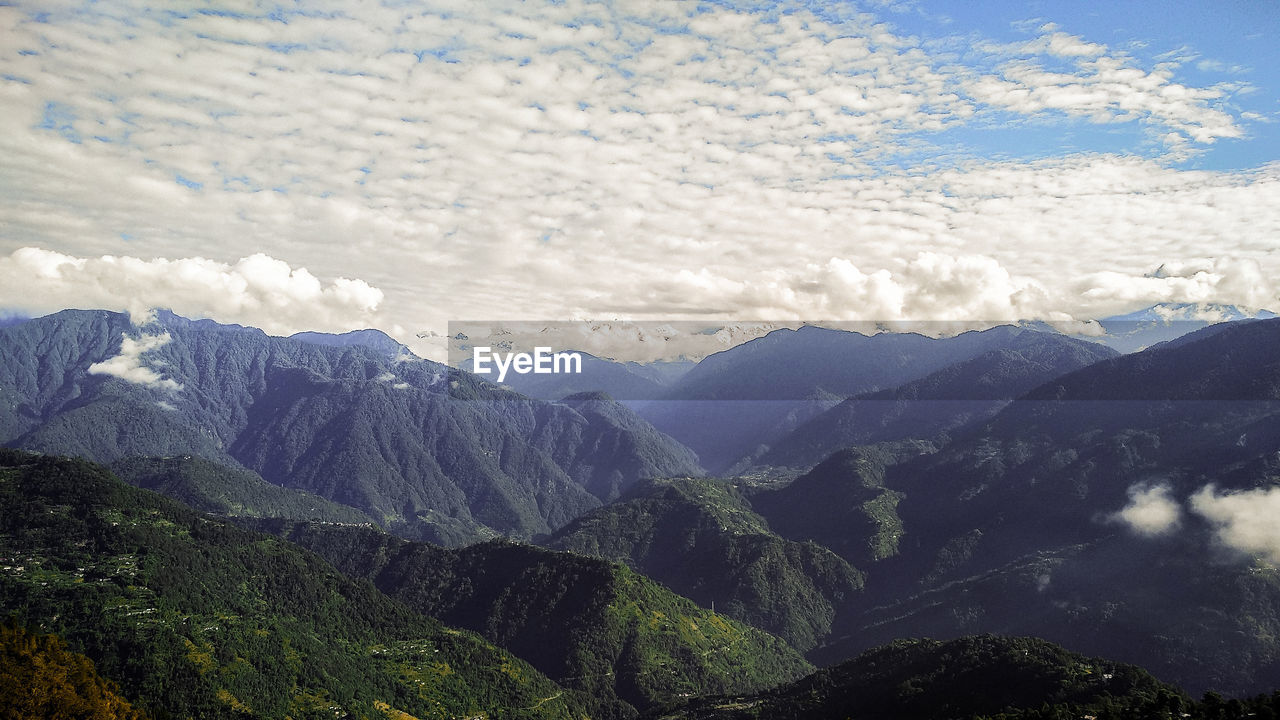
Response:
809,318,1280,695
0,449,591,719
0,309,701,544
635,324,1118,473
5,306,1280,717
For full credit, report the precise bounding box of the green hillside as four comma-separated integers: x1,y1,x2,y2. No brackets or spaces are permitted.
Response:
0,449,587,720
273,523,812,718
543,477,863,651
751,446,912,567
109,455,375,525
656,635,1192,720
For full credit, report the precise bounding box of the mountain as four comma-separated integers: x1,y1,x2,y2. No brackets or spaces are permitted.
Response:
656,635,1190,720
269,523,812,718
467,350,695,402
750,446,915,568
108,455,375,525
816,527,1280,699
0,449,589,719
752,333,1117,471
800,318,1280,695
288,327,410,358
1091,303,1277,354
889,317,1280,576
534,391,703,501
543,477,864,652
0,309,701,544
638,325,1096,473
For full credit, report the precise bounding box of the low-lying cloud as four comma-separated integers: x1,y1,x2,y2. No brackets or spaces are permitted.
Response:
1190,485,1280,564
1111,483,1182,537
87,332,182,392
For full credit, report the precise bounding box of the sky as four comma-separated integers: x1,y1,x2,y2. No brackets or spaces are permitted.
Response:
1,0,1278,360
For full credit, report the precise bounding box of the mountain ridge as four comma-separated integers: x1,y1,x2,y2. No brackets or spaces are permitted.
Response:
0,309,702,544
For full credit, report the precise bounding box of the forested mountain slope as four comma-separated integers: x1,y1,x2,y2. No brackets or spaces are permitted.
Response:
543,477,864,652
789,319,1280,695
0,309,701,544
272,523,811,718
0,450,589,719
656,635,1194,720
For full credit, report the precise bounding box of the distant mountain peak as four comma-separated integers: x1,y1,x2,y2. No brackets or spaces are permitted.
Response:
1087,303,1278,353
1104,302,1276,325
289,327,410,357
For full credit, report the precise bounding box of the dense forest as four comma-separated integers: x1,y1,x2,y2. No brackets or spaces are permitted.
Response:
656,635,1280,720
0,449,588,719
265,521,811,718
0,619,148,720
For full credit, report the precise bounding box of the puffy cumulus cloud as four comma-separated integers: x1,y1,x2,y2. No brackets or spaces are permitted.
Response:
88,332,182,392
1190,485,1280,564
609,252,1046,325
1076,257,1278,314
1110,483,1182,537
782,252,1048,323
0,248,385,337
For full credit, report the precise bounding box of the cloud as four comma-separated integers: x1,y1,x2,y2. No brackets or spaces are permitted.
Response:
0,248,385,337
1110,483,1181,537
1190,485,1280,564
968,28,1242,152
642,252,1048,324
1076,257,1278,313
0,1,1273,350
88,332,182,391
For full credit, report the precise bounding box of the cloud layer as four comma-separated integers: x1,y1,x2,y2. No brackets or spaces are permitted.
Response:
0,1,1275,348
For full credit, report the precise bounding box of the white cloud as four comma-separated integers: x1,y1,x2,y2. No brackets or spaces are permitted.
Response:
1111,483,1181,537
0,1,1272,351
88,332,182,392
1076,257,1277,314
0,248,385,337
1190,485,1280,564
968,28,1242,152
